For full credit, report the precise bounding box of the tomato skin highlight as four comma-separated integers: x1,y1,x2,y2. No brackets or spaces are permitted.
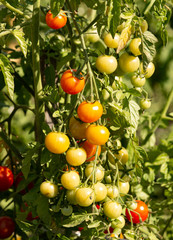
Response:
0,166,14,191
60,69,85,95
86,125,110,145
45,132,70,154
46,10,67,30
125,200,149,224
0,216,15,239
77,101,103,123
80,140,101,162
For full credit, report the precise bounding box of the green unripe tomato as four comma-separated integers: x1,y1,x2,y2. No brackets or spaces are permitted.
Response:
118,181,130,196
93,182,107,202
129,38,142,56
61,205,73,216
104,33,120,48
111,215,125,229
96,55,118,74
103,201,122,219
140,20,148,32
107,185,119,199
140,99,151,110
131,75,146,87
66,189,78,205
85,163,105,181
119,52,140,73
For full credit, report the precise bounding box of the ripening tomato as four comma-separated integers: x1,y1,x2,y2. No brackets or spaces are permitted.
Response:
140,62,155,78
104,33,120,48
46,10,67,30
80,140,101,162
108,148,128,165
96,55,117,74
45,132,70,154
118,181,130,195
61,171,80,190
66,189,78,205
85,163,105,181
15,171,34,195
60,69,85,95
107,185,119,199
103,201,122,219
86,125,110,145
94,182,107,202
68,116,89,139
111,215,125,229
75,187,95,207
131,75,146,87
125,200,149,224
140,99,151,109
119,52,140,73
77,101,103,123
129,38,142,56
0,216,15,239
40,181,58,198
66,147,87,166
0,166,14,191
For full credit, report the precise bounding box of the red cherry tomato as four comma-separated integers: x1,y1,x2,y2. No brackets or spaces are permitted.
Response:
125,200,149,224
15,171,34,195
60,69,85,95
0,166,14,191
80,140,101,162
0,216,15,239
77,101,103,123
46,10,67,30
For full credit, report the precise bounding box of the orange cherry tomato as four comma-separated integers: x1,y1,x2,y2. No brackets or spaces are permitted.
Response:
77,101,103,123
46,10,67,30
60,69,85,95
86,125,110,145
80,140,101,162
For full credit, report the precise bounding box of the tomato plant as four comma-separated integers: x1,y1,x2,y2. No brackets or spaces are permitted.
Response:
60,69,85,95
0,216,15,239
46,10,67,29
77,101,103,123
96,55,117,74
0,166,14,191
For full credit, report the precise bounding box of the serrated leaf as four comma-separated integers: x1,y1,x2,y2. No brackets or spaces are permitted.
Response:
12,29,27,58
50,0,65,17
153,153,169,165
117,25,131,53
88,220,101,228
109,0,121,37
37,195,51,225
62,214,89,227
0,54,14,99
128,100,140,132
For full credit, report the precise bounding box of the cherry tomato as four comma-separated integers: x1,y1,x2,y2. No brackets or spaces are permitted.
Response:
15,171,34,195
60,69,85,95
118,181,130,195
103,201,122,219
86,125,110,145
61,171,80,190
108,148,128,165
61,205,73,216
85,163,105,181
80,140,101,162
119,52,140,73
85,29,100,43
140,62,155,78
0,166,14,191
66,147,87,166
140,99,151,109
129,38,142,56
111,215,125,229
96,55,117,74
46,10,67,30
45,132,70,154
77,101,103,123
125,200,149,224
40,181,58,198
140,19,148,32
131,75,146,87
75,187,95,207
0,216,15,239
94,182,107,202
68,116,89,139
104,33,120,48
107,185,119,199
66,189,78,205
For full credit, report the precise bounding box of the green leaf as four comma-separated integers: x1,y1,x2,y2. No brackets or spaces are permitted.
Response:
109,0,121,36
50,0,65,17
16,220,33,232
62,214,89,227
153,153,169,165
56,53,74,72
87,220,101,228
12,29,27,58
128,100,140,133
0,54,14,99
160,162,168,175
37,195,51,225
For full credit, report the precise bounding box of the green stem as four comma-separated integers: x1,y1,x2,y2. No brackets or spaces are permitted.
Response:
1,0,30,19
32,0,44,143
160,213,173,236
143,0,156,15
142,86,173,145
